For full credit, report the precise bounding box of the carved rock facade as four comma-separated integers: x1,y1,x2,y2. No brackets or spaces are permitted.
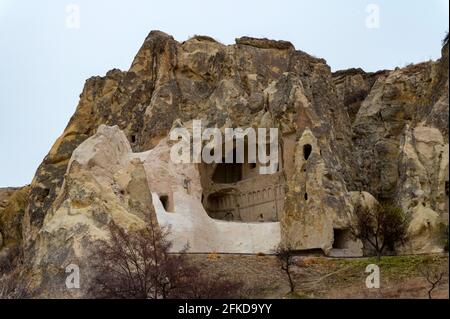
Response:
0,31,447,297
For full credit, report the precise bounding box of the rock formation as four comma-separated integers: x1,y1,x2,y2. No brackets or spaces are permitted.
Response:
0,31,448,297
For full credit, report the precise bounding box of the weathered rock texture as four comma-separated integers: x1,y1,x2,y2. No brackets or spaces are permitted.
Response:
0,186,30,249
0,31,447,297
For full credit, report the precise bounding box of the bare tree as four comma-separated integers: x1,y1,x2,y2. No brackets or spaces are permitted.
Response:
350,203,408,261
273,243,296,293
419,263,446,299
89,220,242,299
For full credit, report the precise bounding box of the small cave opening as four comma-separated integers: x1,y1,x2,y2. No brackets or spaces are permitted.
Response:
333,229,350,249
304,193,308,201
212,163,243,184
131,135,136,143
446,181,449,197
159,195,171,212
38,188,50,201
303,144,312,161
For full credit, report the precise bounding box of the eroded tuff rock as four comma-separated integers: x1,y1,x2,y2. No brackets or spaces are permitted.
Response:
27,126,155,297
0,186,30,273
23,30,356,252
0,186,30,248
27,125,282,297
235,36,295,50
5,31,446,296
332,68,388,122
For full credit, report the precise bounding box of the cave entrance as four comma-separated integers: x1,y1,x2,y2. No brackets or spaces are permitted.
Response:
159,194,173,213
333,228,350,249
212,163,243,184
212,147,244,184
199,142,286,223
205,192,236,221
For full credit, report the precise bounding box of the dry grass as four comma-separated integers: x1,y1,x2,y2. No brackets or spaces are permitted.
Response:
187,254,449,299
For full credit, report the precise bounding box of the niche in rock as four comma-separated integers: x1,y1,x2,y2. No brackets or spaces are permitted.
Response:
212,163,243,184
159,194,173,212
303,144,312,161
332,228,351,249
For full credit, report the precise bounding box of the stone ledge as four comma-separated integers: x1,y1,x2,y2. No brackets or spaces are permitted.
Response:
235,36,295,50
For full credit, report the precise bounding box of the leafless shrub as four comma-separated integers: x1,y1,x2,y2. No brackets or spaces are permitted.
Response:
272,243,296,293
89,220,243,299
419,261,446,299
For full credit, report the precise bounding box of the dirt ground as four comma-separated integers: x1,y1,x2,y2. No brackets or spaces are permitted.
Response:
188,253,449,299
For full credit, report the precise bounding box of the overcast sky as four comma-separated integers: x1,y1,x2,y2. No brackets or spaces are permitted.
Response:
0,0,448,187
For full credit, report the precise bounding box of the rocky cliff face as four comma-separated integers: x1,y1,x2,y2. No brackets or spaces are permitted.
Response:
0,31,447,297
333,49,449,253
